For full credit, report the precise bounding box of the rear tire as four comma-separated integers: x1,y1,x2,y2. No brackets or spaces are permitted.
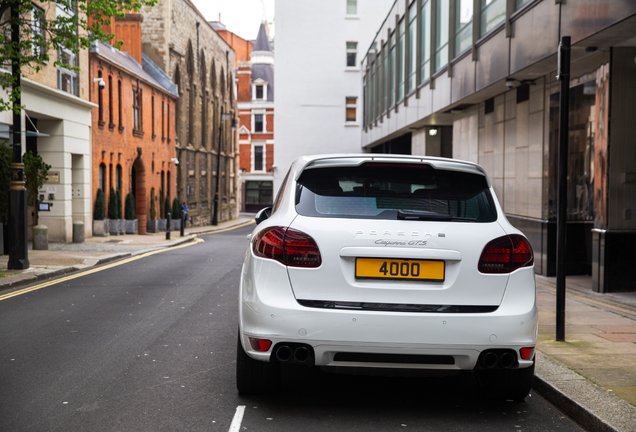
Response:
236,333,281,394
475,359,535,401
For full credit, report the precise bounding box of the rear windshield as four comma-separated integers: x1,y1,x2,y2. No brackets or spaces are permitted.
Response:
295,163,497,222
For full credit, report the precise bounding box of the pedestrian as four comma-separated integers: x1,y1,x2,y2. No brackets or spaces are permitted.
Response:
182,201,189,227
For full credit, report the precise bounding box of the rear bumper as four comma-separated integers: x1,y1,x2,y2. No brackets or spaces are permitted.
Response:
239,260,537,371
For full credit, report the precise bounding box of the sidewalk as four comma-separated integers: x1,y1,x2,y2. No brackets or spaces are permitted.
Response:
0,216,254,292
533,275,636,431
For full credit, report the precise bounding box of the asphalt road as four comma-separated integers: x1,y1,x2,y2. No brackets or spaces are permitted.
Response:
0,225,584,431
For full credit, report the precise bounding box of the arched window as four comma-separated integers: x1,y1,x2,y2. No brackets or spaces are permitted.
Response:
99,163,106,192
200,51,207,149
167,170,171,199
98,70,103,124
108,75,113,126
173,66,181,142
116,165,122,193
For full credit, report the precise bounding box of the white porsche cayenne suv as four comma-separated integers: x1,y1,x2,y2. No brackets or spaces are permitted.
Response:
237,154,537,400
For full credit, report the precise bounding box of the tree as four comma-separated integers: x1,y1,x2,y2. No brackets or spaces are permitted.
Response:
124,192,135,220
149,187,155,220
94,188,105,220
116,189,122,219
108,186,117,219
172,197,180,220
23,150,50,206
164,195,170,218
0,0,158,113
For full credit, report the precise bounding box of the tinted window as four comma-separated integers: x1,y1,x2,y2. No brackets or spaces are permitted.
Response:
296,163,497,222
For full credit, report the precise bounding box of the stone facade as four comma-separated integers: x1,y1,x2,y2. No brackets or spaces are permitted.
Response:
140,0,239,225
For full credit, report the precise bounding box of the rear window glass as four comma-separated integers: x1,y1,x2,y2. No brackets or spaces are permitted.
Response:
295,163,497,222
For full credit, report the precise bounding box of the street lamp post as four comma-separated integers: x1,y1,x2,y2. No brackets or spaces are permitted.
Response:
213,108,236,226
8,5,29,270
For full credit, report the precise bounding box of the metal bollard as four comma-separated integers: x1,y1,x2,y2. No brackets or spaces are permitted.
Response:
180,212,185,237
166,212,171,240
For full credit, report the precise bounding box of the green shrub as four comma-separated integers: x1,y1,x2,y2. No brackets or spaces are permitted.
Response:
24,151,51,207
94,188,105,220
125,192,135,220
164,195,171,218
116,189,122,219
159,188,164,218
149,187,156,220
172,198,181,219
108,187,118,219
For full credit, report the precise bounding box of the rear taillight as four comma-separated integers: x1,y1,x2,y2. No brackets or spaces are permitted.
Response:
478,234,534,274
252,226,322,268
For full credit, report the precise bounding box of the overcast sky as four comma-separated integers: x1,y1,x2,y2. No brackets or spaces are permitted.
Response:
190,0,275,41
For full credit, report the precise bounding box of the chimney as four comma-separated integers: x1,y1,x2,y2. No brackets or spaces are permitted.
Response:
113,13,144,64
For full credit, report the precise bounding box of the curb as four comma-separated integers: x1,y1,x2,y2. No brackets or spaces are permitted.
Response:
533,352,636,432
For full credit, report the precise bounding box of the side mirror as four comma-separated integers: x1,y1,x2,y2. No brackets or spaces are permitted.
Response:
255,207,272,225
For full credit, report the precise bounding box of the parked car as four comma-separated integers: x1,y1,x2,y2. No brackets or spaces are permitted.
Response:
237,154,537,400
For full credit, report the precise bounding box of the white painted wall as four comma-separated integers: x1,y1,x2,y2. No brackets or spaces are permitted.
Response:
273,0,395,193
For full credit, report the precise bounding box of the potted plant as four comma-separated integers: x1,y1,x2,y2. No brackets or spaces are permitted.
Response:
157,188,167,231
93,188,109,237
108,186,120,235
147,187,158,233
125,192,137,234
171,197,181,231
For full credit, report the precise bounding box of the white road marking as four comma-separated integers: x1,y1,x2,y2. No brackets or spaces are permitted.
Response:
228,405,246,432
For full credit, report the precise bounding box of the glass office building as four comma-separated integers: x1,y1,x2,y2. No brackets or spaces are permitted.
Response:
362,0,636,293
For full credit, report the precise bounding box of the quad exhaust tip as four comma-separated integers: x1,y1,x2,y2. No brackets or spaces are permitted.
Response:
480,350,517,369
274,344,314,365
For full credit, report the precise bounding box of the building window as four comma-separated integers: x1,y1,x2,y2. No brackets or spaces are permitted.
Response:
99,163,106,192
480,0,505,36
151,96,155,138
167,102,171,141
254,145,264,171
245,181,273,211
382,47,388,112
515,0,531,10
97,71,104,124
256,85,264,99
162,100,165,140
118,80,123,130
420,0,431,83
31,5,45,59
397,18,405,100
108,76,114,126
389,31,396,106
56,1,78,96
58,49,78,95
346,42,358,67
435,0,449,72
116,165,122,193
407,2,417,93
254,114,264,133
346,0,357,15
455,0,473,56
132,86,142,134
346,97,357,122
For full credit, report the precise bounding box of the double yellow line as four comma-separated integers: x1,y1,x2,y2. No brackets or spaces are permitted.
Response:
0,220,254,302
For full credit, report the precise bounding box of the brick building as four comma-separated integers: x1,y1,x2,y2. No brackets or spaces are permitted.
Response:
0,1,95,242
140,0,240,226
212,22,254,67
89,13,178,235
230,23,275,212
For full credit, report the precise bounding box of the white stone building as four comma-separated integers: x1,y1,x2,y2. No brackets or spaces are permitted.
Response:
273,0,395,191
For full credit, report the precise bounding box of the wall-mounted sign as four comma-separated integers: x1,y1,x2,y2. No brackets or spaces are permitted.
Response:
47,186,57,194
48,171,60,183
38,202,51,211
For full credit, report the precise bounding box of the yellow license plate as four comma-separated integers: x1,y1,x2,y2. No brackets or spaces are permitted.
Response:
356,258,445,281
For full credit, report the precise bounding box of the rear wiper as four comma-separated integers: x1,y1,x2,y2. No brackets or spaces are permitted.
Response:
397,210,476,222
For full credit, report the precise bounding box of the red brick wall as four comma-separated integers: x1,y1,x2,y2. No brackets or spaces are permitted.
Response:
239,144,252,172
266,144,274,172
237,67,251,103
90,53,177,234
